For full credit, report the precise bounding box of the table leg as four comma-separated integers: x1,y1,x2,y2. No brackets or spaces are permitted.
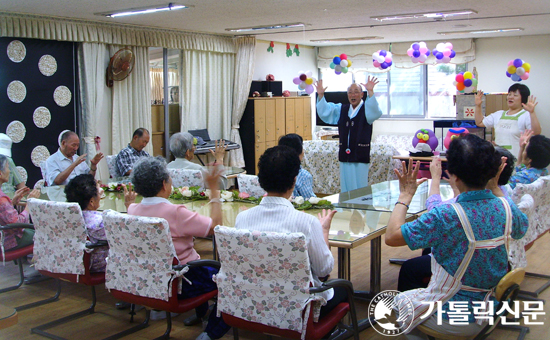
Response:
354,236,382,300
337,247,350,280
196,154,206,166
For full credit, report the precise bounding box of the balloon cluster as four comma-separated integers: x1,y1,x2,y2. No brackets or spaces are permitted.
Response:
453,71,477,93
293,71,316,94
372,50,392,70
432,42,456,64
329,54,351,75
407,42,430,63
506,59,531,82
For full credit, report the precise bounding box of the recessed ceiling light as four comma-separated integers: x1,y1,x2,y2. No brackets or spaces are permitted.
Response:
438,27,524,35
96,3,190,18
371,9,477,21
311,36,383,43
225,23,305,32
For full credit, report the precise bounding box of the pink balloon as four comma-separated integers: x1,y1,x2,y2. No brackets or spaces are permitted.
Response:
508,60,514,66
305,85,314,94
412,57,419,63
373,60,381,67
442,56,451,63
419,47,429,54
407,48,414,57
419,54,428,63
521,72,529,80
385,56,392,63
443,49,452,57
293,77,301,85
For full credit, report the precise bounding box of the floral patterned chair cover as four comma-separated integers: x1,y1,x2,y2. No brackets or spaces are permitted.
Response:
302,140,340,195
508,194,534,269
102,210,187,301
168,168,205,190
368,135,412,185
105,155,119,178
237,174,266,198
213,226,326,339
26,198,87,276
511,175,550,244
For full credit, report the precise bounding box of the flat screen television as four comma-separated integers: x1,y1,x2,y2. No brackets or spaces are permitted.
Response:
315,91,367,127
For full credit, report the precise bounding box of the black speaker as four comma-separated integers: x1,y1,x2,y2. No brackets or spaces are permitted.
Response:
249,80,263,97
262,81,282,96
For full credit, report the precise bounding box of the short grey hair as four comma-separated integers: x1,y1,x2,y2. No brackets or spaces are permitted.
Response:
347,83,363,92
170,132,194,158
0,154,8,174
130,156,170,197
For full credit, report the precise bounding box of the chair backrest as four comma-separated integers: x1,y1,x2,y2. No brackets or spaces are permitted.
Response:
102,210,180,301
213,226,320,334
39,161,48,186
26,198,87,275
511,175,550,242
508,194,534,269
106,155,119,178
167,168,204,189
236,174,266,198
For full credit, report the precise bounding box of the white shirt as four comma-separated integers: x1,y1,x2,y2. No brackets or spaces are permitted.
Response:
167,158,203,170
482,109,532,158
45,149,90,186
235,196,334,300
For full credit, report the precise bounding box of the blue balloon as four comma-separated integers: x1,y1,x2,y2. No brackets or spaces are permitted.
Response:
513,58,523,68
426,50,431,56
450,50,456,58
333,57,341,65
463,79,473,87
388,61,392,66
511,73,521,81
379,50,387,57
506,71,511,77
381,62,388,69
413,50,420,58
432,48,438,55
436,52,444,60
412,43,420,50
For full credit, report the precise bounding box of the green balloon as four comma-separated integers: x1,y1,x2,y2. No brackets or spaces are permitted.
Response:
342,67,348,74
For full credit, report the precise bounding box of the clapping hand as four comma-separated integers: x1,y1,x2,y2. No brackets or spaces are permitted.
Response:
12,186,31,205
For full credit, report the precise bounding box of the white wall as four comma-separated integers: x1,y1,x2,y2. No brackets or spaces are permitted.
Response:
471,35,550,136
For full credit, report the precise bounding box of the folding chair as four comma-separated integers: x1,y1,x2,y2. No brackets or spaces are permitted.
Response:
236,174,266,198
167,168,204,189
0,223,34,294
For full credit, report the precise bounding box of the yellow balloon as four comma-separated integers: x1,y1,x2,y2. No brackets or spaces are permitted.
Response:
305,78,313,85
334,55,340,58
507,65,517,74
463,71,473,79
347,60,352,67
523,63,531,72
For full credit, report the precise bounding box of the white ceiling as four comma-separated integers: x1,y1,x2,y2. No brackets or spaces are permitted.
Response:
2,0,550,46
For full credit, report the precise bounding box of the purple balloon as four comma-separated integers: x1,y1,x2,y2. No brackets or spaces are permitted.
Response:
432,48,438,55
463,79,473,87
412,50,420,58
449,50,456,58
426,50,431,56
335,71,342,75
412,43,420,50
293,77,301,85
381,62,388,69
513,58,523,68
379,50,387,57
506,71,511,77
436,52,444,60
388,61,392,66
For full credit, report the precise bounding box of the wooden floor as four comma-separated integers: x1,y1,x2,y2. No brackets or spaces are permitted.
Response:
1,233,549,340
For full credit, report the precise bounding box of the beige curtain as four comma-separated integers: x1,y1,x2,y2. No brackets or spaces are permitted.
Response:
111,45,153,155
227,37,256,167
150,68,164,103
0,12,236,52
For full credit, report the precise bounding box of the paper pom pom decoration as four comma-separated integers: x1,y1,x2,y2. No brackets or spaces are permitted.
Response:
453,71,477,93
372,50,392,70
265,74,275,81
412,128,438,151
329,54,351,75
293,71,316,94
282,90,290,97
432,42,456,64
407,42,430,64
444,128,469,149
506,58,530,82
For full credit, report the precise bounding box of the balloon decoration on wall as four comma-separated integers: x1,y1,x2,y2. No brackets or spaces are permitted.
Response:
432,42,456,64
506,59,530,82
412,128,438,151
293,71,316,94
407,42,430,64
372,50,392,70
453,71,477,93
329,54,351,75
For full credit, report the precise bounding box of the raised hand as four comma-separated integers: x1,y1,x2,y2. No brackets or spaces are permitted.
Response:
122,184,137,208
204,165,225,191
394,159,428,199
429,157,442,180
520,129,534,148
91,152,104,166
74,154,87,166
318,209,337,231
361,76,379,93
314,79,328,97
209,139,227,164
475,90,484,106
522,95,538,113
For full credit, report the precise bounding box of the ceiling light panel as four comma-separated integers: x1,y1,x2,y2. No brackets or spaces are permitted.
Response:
96,3,190,18
371,9,477,21
438,28,524,35
225,23,305,32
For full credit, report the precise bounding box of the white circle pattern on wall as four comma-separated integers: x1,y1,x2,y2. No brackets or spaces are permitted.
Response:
7,40,26,63
7,80,27,103
33,106,51,128
38,55,58,76
31,145,50,167
16,166,28,183
6,120,26,143
34,179,45,189
53,86,72,107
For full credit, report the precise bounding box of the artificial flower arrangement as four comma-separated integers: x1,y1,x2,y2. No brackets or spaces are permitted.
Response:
291,196,334,210
100,182,128,192
169,186,209,200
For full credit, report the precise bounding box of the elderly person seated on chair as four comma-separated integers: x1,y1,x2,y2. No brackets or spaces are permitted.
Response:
0,133,26,195
234,145,347,324
127,156,229,340
64,174,135,272
385,134,528,339
115,128,150,177
508,129,550,190
0,154,40,251
278,133,316,199
45,130,104,186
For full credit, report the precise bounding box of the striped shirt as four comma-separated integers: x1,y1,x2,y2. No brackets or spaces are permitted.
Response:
293,167,316,199
235,196,334,300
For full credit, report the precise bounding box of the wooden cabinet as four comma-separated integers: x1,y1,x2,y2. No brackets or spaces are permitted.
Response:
150,104,181,157
240,97,312,174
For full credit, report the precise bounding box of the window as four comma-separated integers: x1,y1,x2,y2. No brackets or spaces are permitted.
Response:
321,64,467,119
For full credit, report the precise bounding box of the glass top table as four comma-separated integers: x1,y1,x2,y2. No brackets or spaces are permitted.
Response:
104,166,246,184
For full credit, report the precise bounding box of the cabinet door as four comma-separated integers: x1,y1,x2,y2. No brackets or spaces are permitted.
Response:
285,98,295,134
294,98,304,137
275,98,286,141
302,97,312,140
265,99,276,142
254,142,266,174
254,100,266,143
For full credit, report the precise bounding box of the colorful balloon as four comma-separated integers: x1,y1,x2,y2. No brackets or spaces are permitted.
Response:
331,54,351,75
409,42,430,64
373,49,392,70
506,59,531,82
454,71,477,93
295,71,315,92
